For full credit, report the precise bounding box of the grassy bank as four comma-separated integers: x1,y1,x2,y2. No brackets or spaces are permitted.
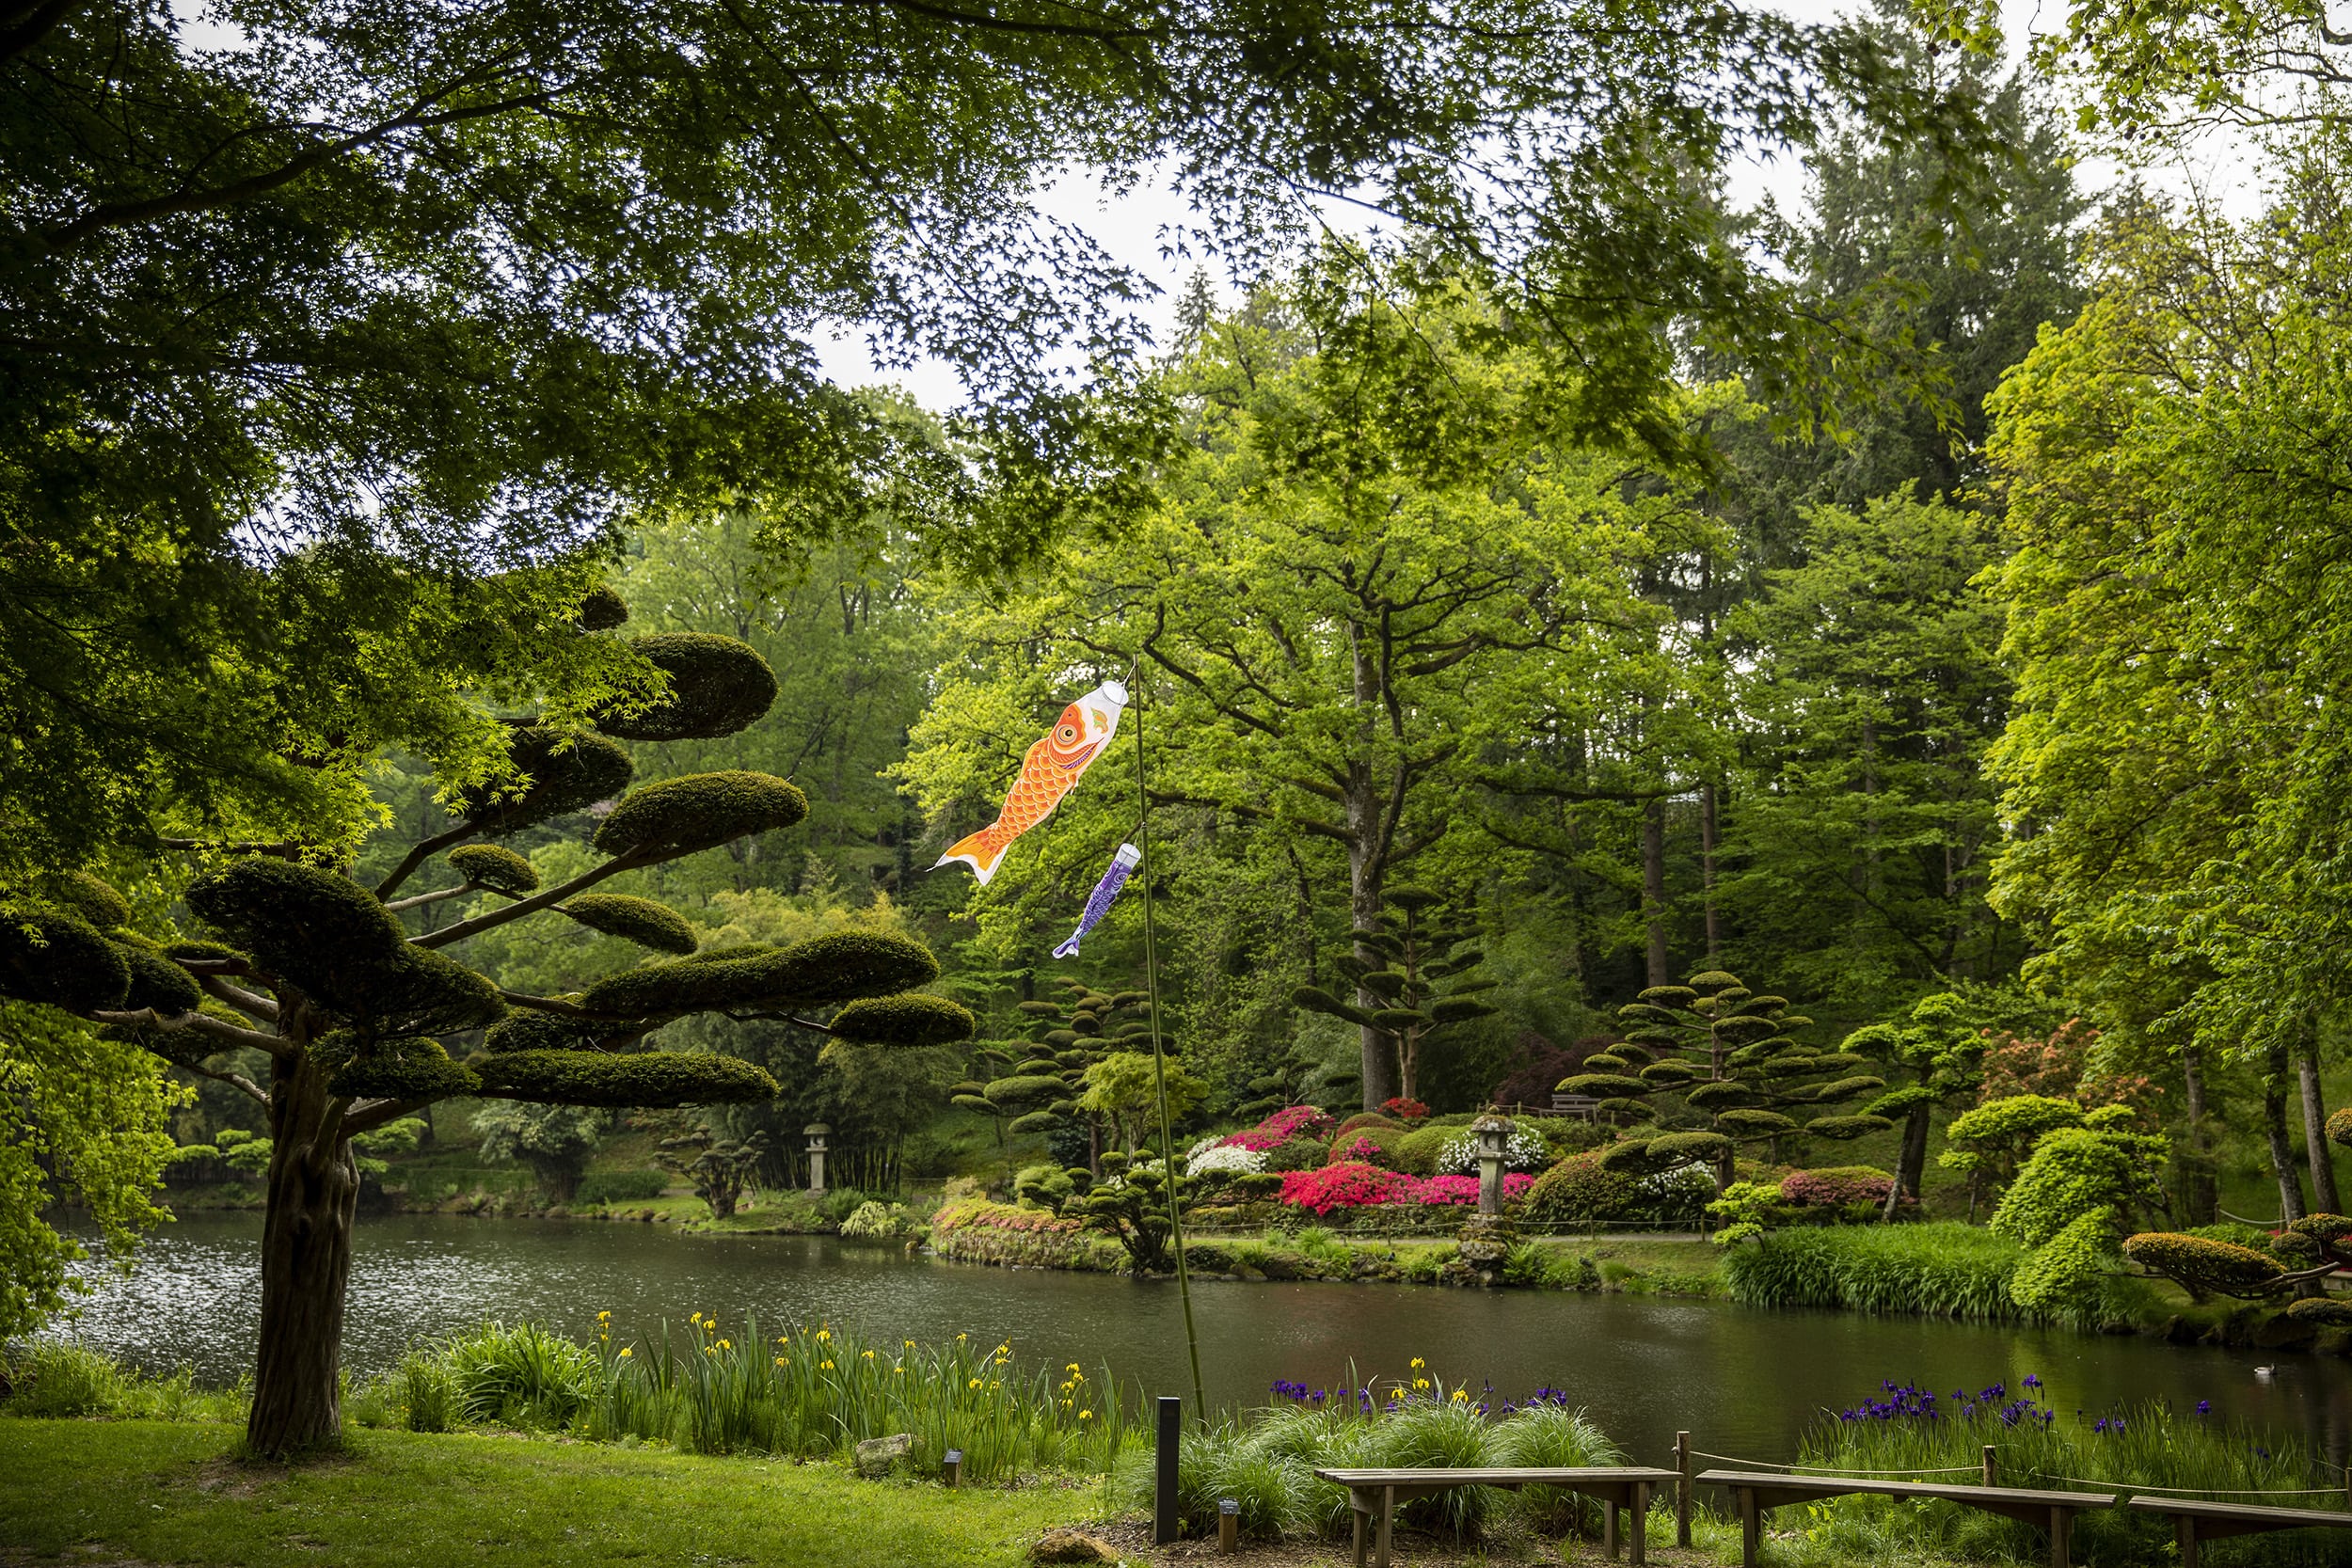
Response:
0,1418,1089,1568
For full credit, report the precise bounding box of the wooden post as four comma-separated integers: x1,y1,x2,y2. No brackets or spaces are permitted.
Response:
1217,1498,1239,1555
1631,1480,1650,1568
941,1448,962,1488
1982,1444,1997,1487
2177,1514,2199,1568
1154,1396,1182,1544
1739,1486,1760,1568
1676,1431,1692,1547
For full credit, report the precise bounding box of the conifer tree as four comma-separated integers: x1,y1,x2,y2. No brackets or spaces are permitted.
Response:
0,588,971,1455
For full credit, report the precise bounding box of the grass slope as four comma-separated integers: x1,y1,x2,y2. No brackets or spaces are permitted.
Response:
0,1419,1091,1568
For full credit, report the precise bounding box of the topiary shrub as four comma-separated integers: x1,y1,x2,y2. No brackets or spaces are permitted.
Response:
577,585,629,631
591,770,809,858
577,930,936,1020
1329,1125,1406,1165
1335,1112,1403,1139
560,894,697,954
1781,1166,1897,1209
2122,1232,2288,1303
473,1050,778,1107
117,942,202,1015
447,844,540,895
1518,1153,1637,1229
461,727,634,835
594,633,779,741
827,993,976,1048
1263,1137,1328,1174
2285,1297,2352,1328
47,872,131,929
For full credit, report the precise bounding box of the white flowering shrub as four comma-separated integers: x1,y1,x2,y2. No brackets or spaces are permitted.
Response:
1437,1128,1550,1174
1186,1143,1269,1178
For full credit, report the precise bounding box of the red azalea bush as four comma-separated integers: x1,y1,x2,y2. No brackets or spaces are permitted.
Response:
1381,1098,1430,1121
1279,1162,1417,1215
1779,1167,1897,1208
1259,1104,1340,1142
1410,1172,1535,1207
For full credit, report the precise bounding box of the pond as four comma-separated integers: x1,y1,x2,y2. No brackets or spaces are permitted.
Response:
53,1212,2352,1470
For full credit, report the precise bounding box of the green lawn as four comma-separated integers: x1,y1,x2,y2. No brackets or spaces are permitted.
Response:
0,1419,1101,1568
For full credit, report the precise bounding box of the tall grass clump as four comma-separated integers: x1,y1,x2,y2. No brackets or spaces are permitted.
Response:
436,1320,602,1427
1724,1224,2029,1322
1789,1375,2352,1566
2,1340,244,1422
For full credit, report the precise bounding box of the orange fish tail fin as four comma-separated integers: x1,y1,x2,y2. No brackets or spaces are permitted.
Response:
934,825,1011,885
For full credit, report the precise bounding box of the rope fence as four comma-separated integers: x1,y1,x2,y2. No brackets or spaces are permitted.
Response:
1686,1449,1981,1477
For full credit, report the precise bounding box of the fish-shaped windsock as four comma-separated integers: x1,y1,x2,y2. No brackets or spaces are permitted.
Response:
934,680,1127,885
1053,843,1141,958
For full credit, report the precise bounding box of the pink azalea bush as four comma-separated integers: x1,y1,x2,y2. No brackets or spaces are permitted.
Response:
1223,1104,1339,1152
1278,1164,1536,1214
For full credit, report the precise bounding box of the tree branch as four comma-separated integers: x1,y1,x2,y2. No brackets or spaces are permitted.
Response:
199,973,279,1022
90,1006,288,1058
384,880,482,913
373,819,484,900
177,1056,270,1106
410,846,656,949
342,1098,437,1136
159,836,311,861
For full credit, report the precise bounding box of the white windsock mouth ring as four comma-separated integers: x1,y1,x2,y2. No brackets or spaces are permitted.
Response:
1097,678,1129,705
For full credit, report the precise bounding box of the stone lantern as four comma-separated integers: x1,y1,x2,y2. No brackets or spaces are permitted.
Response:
803,1122,831,1196
1470,1112,1513,1217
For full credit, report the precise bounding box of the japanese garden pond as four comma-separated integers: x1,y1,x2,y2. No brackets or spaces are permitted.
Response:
55,1212,2352,1469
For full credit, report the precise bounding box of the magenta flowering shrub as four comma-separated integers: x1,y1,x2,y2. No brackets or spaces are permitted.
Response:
1221,1126,1289,1152
1277,1164,1536,1214
1259,1105,1340,1142
1334,1133,1388,1163
1279,1162,1416,1215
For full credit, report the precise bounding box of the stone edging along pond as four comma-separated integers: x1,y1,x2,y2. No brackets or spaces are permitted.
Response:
923,1197,2352,1362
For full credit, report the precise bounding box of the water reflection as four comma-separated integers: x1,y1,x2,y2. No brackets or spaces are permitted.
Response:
54,1212,2352,1468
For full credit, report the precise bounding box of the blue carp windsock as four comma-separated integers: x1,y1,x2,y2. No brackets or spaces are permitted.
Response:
933,679,1127,886
1054,843,1141,958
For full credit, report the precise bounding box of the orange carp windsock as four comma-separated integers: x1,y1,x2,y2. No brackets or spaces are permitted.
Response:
934,679,1128,886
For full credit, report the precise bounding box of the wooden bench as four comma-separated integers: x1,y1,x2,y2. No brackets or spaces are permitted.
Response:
1695,1468,2118,1568
2128,1494,2352,1566
1312,1465,1678,1567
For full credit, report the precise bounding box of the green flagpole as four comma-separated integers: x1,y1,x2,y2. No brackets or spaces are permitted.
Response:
1132,659,1207,1427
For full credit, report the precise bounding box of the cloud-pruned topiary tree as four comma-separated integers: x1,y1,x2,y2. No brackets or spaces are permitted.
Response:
1294,888,1497,1104
0,589,971,1456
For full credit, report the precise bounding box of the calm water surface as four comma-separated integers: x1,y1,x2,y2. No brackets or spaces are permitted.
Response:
55,1212,2352,1468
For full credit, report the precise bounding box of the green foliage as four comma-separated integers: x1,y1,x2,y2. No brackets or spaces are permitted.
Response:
474,1050,779,1108
2008,1210,2122,1316
0,904,130,1012
654,1130,772,1221
46,874,132,931
475,1103,606,1203
1079,1052,1208,1152
593,634,779,743
576,1170,670,1205
562,895,699,955
0,1003,185,1338
577,930,937,1021
447,845,542,895
1071,1151,1190,1273
1940,1094,2086,1191
462,731,637,837
592,770,810,859
324,1037,481,1101
2120,1232,2288,1303
1723,1224,2033,1322
1518,1153,1637,1228
115,942,202,1016
827,993,977,1049
437,1321,603,1427
1989,1125,2168,1249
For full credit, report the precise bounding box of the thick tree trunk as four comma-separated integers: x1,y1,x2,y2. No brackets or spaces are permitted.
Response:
1345,777,1395,1112
2299,1040,2342,1214
1883,1100,1932,1221
247,1053,359,1457
2265,1044,2309,1224
1642,797,1669,988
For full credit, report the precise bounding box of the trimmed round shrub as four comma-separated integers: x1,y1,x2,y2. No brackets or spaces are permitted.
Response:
2330,1108,2352,1149
1558,1072,1649,1100
578,585,629,630
984,1075,1066,1115
473,1049,779,1106
1685,1080,1767,1111
1597,1139,1682,1177
577,930,936,1020
829,992,977,1048
1519,1153,1638,1227
48,871,131,929
326,1037,480,1101
1334,1112,1403,1139
1392,1123,1452,1177
592,770,809,858
0,903,133,1012
2122,1232,2287,1301
2273,1231,2322,1265
482,1011,609,1053
2292,1212,2352,1244
117,942,202,1015
1805,1114,1895,1138
2285,1297,2352,1328
462,728,634,835
1007,1110,1061,1136
1646,1131,1733,1166
594,633,778,741
447,844,540,895
1329,1125,1407,1165
561,894,697,955
1714,1108,1799,1137
1263,1136,1327,1173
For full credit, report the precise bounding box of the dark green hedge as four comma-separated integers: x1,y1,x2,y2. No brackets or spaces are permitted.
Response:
577,585,630,631
117,942,202,1015
562,894,697,955
326,1037,481,1101
474,1049,779,1106
593,633,778,741
48,871,131,929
